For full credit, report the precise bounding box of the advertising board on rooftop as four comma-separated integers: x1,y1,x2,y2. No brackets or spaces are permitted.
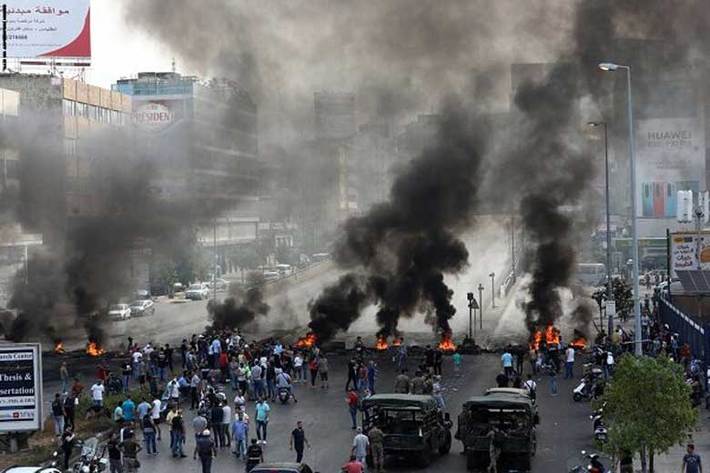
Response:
5,0,91,59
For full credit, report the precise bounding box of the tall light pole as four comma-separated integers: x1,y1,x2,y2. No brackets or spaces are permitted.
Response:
599,62,642,356
588,121,615,336
489,272,496,309
478,283,484,329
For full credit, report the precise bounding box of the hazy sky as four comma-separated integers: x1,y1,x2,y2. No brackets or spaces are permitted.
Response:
86,2,188,88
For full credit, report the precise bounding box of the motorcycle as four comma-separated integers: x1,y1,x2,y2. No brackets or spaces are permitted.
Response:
589,409,608,443
567,451,607,473
573,370,603,402
72,438,109,473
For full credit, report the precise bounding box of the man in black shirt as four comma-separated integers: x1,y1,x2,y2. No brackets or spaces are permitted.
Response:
289,421,311,463
165,344,174,373
210,402,225,447
246,439,264,472
107,435,123,473
194,430,216,473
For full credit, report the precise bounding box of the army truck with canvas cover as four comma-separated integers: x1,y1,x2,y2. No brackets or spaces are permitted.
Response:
361,394,453,467
455,393,538,471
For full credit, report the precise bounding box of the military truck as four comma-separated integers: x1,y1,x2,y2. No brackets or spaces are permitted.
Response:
361,394,453,467
455,392,538,471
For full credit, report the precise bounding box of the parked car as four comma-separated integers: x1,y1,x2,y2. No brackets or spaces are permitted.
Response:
108,304,131,320
185,283,210,300
130,300,155,317
134,289,151,300
2,467,62,473
263,271,280,281
207,278,229,290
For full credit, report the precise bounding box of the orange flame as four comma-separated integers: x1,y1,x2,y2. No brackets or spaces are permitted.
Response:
570,336,587,350
375,337,389,350
438,332,456,352
86,340,105,357
295,332,317,349
529,325,560,350
391,337,402,347
54,341,65,354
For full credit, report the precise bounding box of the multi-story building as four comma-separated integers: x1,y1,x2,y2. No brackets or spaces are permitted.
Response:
113,72,262,275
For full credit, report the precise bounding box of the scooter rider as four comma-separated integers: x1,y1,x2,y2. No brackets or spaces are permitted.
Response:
275,368,298,402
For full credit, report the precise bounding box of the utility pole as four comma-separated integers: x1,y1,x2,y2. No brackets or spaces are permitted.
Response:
213,217,217,304
489,272,496,309
467,292,479,340
478,283,484,329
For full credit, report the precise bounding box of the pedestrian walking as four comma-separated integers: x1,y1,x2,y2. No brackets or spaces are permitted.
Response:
352,428,370,468
453,351,463,376
342,455,365,473
122,360,132,393
294,353,303,383
60,427,76,471
194,430,216,473
346,388,359,429
683,443,702,473
524,374,537,403
150,396,162,441
122,396,136,424
367,361,377,394
564,345,575,379
222,402,232,447
141,414,158,455
137,398,151,421
120,435,142,473
308,357,319,388
393,369,410,394
433,347,443,375
345,358,358,391
51,393,65,436
210,401,225,448
60,362,70,394
232,412,249,460
549,364,558,396
319,355,329,389
289,421,311,463
167,407,187,458
255,398,270,444
246,439,264,472
107,435,122,473
64,394,76,430
367,424,385,473
501,349,514,379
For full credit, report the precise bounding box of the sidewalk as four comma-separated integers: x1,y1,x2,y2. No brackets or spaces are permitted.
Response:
650,410,709,471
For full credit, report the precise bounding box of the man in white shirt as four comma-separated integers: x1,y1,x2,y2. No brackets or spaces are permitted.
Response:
523,374,537,403
564,345,575,379
352,427,370,467
151,397,162,440
90,380,105,408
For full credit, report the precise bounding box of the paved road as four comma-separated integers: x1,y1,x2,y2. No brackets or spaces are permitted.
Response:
112,353,594,473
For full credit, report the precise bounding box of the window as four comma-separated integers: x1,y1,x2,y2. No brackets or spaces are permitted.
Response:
62,99,76,116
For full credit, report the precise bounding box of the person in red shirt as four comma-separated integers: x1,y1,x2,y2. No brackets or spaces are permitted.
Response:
341,455,364,473
345,388,359,429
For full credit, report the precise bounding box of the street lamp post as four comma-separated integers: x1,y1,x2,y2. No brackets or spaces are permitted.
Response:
599,62,642,356
466,292,479,339
478,283,484,329
588,121,615,335
489,272,496,309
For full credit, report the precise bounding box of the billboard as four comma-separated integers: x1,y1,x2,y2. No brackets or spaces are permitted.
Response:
6,1,91,58
636,118,705,218
0,343,42,432
670,231,710,277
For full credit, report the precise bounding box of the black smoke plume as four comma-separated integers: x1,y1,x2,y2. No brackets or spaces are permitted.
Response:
208,286,269,331
308,105,486,341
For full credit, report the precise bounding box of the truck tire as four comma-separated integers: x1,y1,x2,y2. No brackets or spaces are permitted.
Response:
438,431,452,455
573,392,582,402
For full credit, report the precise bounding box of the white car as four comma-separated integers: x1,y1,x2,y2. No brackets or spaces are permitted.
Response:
2,468,62,473
130,300,155,317
207,278,230,290
185,283,210,300
108,304,131,320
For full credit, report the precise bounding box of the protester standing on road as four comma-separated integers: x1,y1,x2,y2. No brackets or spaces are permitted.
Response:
246,439,264,472
453,351,463,376
107,434,122,473
141,414,158,455
167,407,186,458
122,396,136,424
346,388,359,429
51,393,65,436
367,424,385,473
120,434,142,473
63,393,76,430
501,349,514,379
150,396,162,441
319,355,330,389
564,345,575,379
194,430,216,473
367,361,377,394
255,398,270,444
393,369,410,394
524,374,537,403
352,428,370,469
289,420,311,463
345,358,358,391
60,362,70,394
221,401,232,448
548,364,558,396
308,356,319,388
60,426,76,471
90,380,105,410
683,443,702,473
342,455,365,473
232,412,249,460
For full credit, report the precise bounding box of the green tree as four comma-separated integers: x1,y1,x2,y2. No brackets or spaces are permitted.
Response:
599,354,697,472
